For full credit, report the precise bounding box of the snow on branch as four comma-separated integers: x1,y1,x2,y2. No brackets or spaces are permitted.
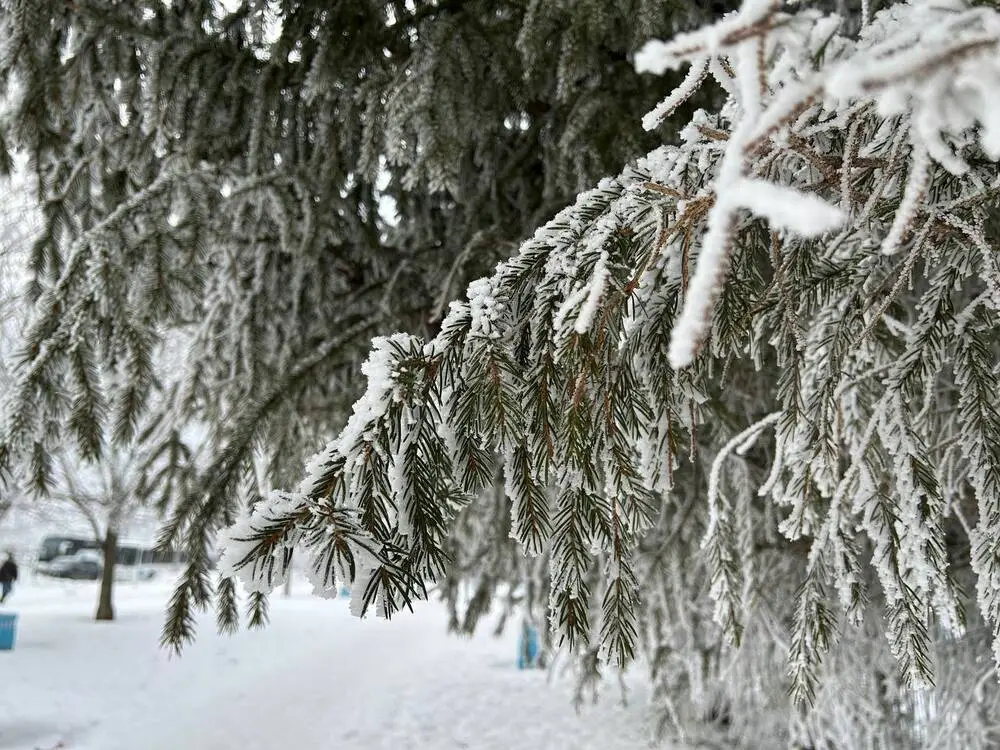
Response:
633,0,1000,368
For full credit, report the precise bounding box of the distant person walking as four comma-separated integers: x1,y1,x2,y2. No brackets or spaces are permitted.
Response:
0,553,17,604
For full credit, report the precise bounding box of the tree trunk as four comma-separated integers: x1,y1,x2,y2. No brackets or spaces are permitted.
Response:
96,530,117,621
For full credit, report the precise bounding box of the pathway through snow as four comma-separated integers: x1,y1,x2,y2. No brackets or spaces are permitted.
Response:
0,578,655,750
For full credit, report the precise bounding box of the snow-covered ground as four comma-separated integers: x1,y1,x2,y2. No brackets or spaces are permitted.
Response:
0,577,656,750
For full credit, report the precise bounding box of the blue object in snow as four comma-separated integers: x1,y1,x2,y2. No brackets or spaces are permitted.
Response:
0,613,17,651
517,622,539,669
338,585,351,599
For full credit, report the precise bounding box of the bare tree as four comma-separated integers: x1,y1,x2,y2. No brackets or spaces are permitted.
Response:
54,449,145,621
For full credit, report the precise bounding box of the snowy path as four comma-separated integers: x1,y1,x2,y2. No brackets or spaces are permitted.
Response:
1,579,656,750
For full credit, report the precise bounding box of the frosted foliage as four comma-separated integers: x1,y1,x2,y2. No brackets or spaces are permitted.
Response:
219,490,301,595
728,179,845,237
210,0,1000,746
1,0,741,657
467,278,505,340
337,334,416,457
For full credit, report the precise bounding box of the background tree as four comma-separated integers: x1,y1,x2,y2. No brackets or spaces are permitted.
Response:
0,163,34,527
52,447,148,620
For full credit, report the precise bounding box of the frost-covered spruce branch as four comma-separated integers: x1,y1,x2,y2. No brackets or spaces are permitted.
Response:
0,160,187,486
222,0,1000,723
2,0,745,658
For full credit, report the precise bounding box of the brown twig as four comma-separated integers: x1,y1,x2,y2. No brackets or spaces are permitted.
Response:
641,181,685,199
855,37,997,92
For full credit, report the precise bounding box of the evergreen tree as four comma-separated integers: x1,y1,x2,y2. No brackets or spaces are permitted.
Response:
8,0,1000,746
213,1,1000,746
0,0,731,644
